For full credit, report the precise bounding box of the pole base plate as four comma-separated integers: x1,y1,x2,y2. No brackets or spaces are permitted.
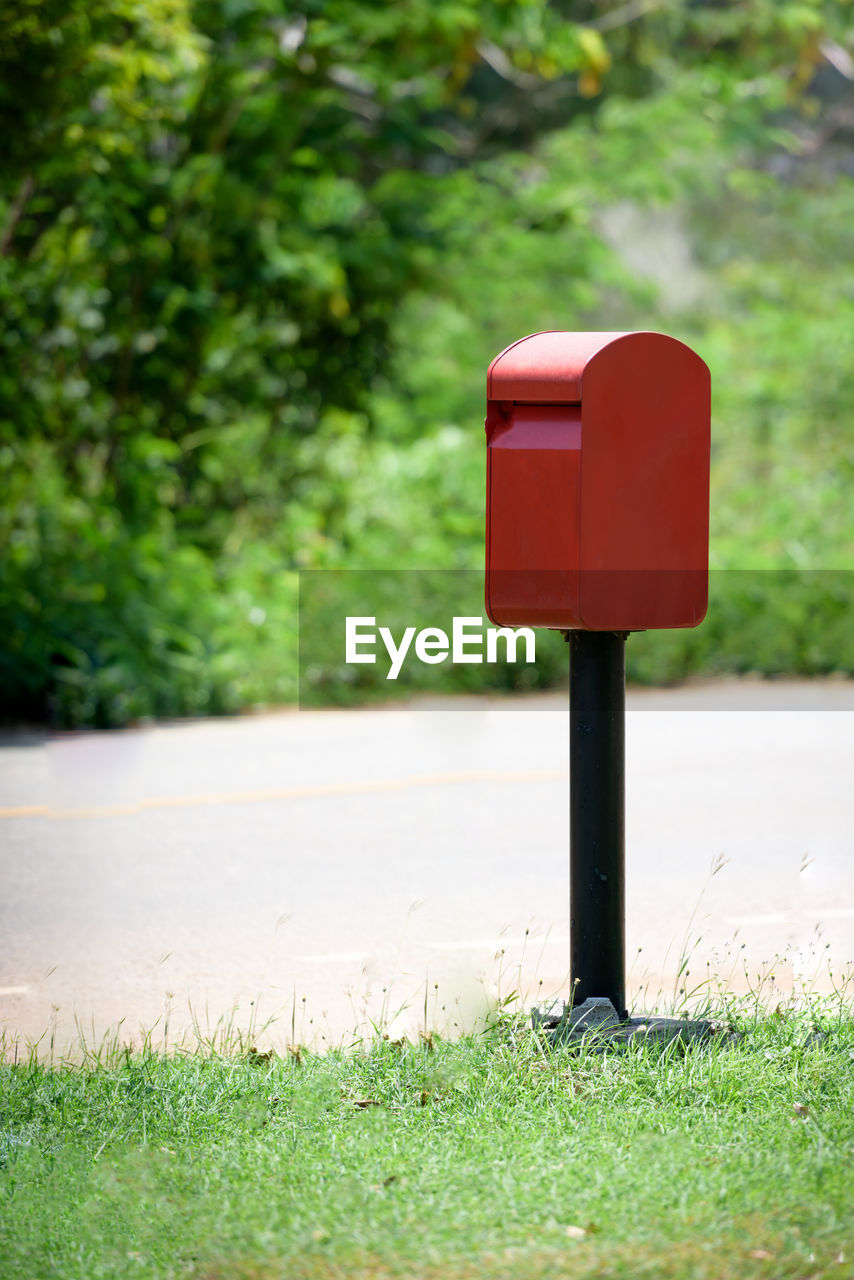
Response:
531,996,718,1049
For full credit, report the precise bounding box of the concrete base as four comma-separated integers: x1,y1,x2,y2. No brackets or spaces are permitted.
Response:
531,996,717,1049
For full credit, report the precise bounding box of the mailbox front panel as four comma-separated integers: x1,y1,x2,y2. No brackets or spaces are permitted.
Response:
486,403,581,627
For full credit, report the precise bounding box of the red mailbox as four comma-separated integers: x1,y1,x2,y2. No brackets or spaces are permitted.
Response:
485,331,710,631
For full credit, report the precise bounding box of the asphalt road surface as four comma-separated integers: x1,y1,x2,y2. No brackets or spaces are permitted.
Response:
2,680,853,1055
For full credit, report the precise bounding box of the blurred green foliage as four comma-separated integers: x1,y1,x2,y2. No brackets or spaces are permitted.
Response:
1,0,852,724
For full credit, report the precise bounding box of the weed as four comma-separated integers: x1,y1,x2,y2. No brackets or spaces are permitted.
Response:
2,987,854,1280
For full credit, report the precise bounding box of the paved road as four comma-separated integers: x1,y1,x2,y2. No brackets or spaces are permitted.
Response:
2,681,853,1055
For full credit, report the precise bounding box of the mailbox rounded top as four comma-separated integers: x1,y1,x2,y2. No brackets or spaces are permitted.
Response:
487,330,704,403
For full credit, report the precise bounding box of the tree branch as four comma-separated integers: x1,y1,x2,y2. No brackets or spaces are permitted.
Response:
589,0,668,35
0,174,35,256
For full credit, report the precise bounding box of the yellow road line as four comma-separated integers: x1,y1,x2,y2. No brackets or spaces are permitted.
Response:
0,769,565,821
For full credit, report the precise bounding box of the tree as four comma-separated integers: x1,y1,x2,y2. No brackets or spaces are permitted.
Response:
1,0,850,722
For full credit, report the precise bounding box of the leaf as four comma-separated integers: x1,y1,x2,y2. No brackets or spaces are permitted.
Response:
246,1047,274,1064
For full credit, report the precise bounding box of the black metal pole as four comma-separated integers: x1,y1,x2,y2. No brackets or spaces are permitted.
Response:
568,630,626,1019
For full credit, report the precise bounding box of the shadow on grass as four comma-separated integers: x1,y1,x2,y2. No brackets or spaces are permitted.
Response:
195,1217,851,1280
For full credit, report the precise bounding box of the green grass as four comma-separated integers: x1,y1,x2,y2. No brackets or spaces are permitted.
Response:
2,1002,854,1280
